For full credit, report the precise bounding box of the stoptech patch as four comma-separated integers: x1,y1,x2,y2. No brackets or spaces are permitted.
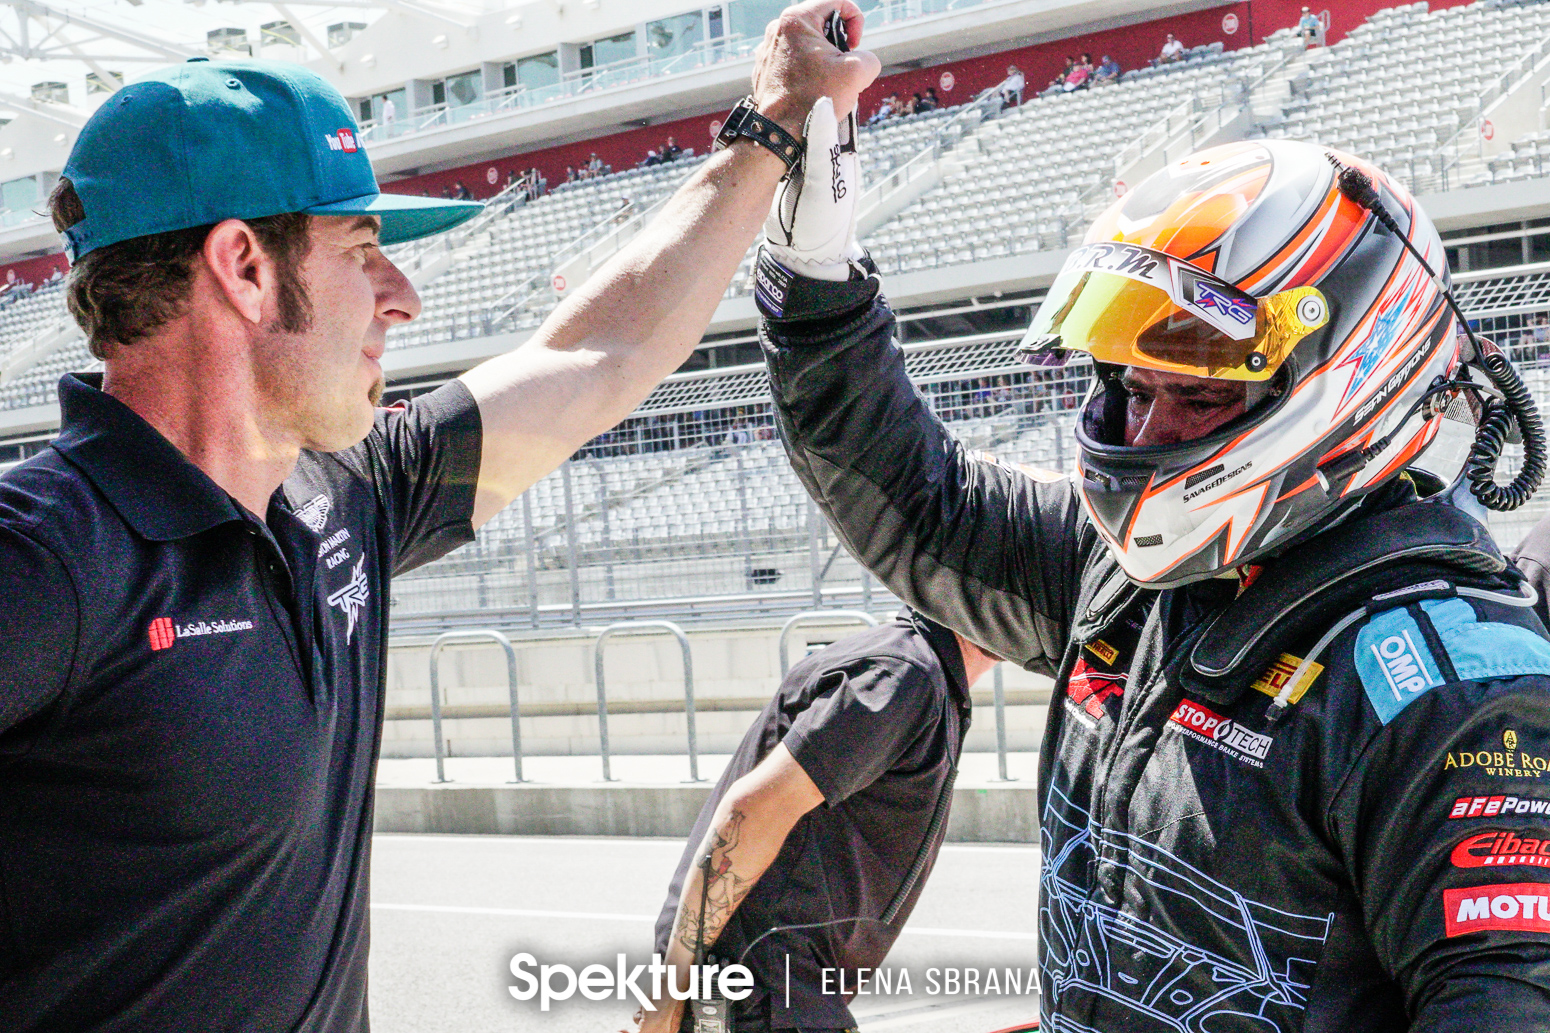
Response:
1168,698,1273,768
1451,830,1550,870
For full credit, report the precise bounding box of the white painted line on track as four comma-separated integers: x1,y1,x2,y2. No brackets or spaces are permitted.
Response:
369,903,1038,940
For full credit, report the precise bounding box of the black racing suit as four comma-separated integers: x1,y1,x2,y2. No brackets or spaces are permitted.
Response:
759,273,1550,1031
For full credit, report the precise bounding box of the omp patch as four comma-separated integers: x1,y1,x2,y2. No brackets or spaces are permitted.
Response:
1355,609,1444,724
1358,598,1550,726
1419,598,1550,682
1250,653,1324,706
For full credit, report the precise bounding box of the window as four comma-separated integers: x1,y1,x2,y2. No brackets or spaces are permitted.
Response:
29,82,67,104
206,27,250,54
443,70,481,108
647,13,704,61
1,176,39,224
261,21,300,47
508,52,559,91
85,71,122,95
583,31,637,69
727,0,787,40
327,22,367,48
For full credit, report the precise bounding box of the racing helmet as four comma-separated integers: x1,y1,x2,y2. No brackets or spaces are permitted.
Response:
1020,139,1456,587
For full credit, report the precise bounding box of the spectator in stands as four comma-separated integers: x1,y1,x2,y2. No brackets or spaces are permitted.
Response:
1157,32,1185,65
642,148,662,167
866,93,897,124
1046,57,1073,93
1063,53,1093,92
450,180,472,201
642,612,999,1033
530,167,547,195
564,165,576,184
1297,6,1324,47
1000,64,1025,107
587,152,604,177
664,135,682,160
381,95,396,135
918,86,941,111
1094,53,1121,85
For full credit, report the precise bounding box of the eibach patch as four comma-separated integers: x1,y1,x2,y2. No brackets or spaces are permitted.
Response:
1451,830,1550,870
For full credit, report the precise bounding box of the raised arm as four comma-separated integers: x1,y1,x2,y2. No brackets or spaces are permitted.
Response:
458,0,880,527
639,743,823,1033
761,278,1095,671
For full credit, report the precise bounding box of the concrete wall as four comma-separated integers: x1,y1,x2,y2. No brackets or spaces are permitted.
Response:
373,781,1041,841
383,620,1053,759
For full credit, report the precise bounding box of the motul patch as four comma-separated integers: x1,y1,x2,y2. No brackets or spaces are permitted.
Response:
1444,882,1550,936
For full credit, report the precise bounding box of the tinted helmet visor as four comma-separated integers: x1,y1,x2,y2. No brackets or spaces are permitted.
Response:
1018,243,1329,382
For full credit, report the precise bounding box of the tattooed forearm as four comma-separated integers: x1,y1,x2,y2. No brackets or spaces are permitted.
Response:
675,809,756,955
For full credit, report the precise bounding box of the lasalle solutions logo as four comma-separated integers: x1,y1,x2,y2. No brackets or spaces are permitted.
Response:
148,615,255,651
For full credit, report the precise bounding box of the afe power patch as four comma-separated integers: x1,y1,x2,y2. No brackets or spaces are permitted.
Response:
1451,795,1550,818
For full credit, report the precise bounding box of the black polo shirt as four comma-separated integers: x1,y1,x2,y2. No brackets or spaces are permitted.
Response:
0,373,480,1032
653,614,972,1030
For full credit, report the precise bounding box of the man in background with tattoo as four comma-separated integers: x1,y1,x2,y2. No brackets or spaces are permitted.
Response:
635,610,1000,1033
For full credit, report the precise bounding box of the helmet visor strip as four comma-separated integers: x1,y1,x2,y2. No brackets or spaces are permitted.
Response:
1018,242,1330,382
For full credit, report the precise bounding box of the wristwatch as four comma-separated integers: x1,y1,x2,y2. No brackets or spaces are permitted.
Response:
713,96,803,173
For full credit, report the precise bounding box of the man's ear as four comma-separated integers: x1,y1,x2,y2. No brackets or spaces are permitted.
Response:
201,219,270,326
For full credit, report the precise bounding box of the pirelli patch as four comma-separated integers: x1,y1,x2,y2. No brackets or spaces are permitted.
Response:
1085,639,1119,665
1250,653,1323,705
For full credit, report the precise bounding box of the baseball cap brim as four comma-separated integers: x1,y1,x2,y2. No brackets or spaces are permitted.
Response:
303,191,483,246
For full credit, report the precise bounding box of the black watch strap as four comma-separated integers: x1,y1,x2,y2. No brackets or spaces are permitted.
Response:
713,96,803,172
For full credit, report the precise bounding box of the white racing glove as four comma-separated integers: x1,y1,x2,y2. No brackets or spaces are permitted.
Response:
762,97,866,282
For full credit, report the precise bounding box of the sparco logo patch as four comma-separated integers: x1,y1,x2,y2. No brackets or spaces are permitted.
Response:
1452,830,1550,869
1444,882,1550,936
1450,794,1550,819
1168,698,1273,768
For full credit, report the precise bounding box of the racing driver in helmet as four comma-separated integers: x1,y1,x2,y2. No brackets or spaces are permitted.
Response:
752,127,1550,1028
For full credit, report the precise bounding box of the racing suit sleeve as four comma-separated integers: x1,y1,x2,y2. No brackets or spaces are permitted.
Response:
1326,670,1550,1028
761,285,1093,673
1510,515,1550,631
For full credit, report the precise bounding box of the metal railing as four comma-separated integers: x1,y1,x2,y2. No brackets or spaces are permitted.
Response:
427,629,524,783
592,620,700,782
991,664,1016,781
777,610,880,676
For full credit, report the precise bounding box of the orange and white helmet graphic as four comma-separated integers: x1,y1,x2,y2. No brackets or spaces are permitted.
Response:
1020,139,1456,587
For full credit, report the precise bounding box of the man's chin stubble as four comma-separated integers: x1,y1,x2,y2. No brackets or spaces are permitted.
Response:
368,376,385,407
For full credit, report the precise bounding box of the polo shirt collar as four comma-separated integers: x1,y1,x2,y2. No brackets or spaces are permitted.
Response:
51,372,247,541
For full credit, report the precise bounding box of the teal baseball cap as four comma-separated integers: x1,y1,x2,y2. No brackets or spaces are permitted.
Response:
59,57,481,262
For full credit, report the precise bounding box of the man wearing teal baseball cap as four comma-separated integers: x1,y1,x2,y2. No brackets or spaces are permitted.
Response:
0,4,879,1030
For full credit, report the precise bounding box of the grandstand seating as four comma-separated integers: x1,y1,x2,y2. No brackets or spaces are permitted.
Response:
1264,0,1550,193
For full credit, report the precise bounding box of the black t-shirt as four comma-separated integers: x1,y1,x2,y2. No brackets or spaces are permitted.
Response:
0,373,480,1032
653,615,971,1029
